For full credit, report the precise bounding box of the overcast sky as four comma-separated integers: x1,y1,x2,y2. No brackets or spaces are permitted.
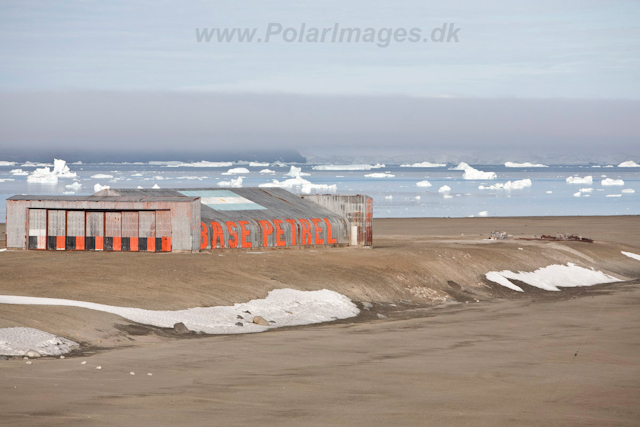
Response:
0,0,638,161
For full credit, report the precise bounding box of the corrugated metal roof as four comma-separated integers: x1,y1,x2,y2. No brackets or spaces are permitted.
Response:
8,195,199,203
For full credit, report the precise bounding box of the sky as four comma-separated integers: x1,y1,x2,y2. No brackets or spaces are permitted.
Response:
0,0,639,162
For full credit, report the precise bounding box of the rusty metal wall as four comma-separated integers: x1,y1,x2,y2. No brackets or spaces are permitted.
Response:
6,196,199,251
27,209,46,250
301,194,373,247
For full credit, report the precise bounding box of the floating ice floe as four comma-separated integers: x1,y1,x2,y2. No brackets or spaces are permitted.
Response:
0,289,360,335
217,177,243,188
385,195,393,199
259,176,336,194
249,162,270,167
222,167,250,175
601,178,624,186
438,185,451,193
416,180,432,187
606,194,621,198
94,183,110,192
65,182,83,190
621,189,635,194
579,188,593,193
400,162,446,168
0,327,78,356
91,174,113,179
451,162,497,180
168,161,234,168
504,162,548,168
364,172,395,178
152,184,161,189
312,164,384,171
478,179,532,190
566,175,593,184
284,166,310,177
618,160,640,168
622,251,640,261
131,173,143,177
259,169,275,174
10,169,29,176
0,178,15,183
478,211,488,217
0,161,17,166
27,159,77,183
486,263,620,292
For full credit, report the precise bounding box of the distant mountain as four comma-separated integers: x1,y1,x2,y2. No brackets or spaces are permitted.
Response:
0,148,306,164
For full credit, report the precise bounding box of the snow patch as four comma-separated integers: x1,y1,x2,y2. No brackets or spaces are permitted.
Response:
486,263,620,292
0,327,78,356
0,289,360,335
622,251,640,261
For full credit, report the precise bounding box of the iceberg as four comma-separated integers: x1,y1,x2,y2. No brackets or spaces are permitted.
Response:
312,164,384,171
438,185,451,193
504,162,548,168
618,160,640,168
221,167,250,175
249,162,270,167
27,159,77,183
479,179,532,190
91,174,113,179
10,169,29,176
94,183,110,192
400,162,446,168
65,182,83,190
622,189,635,194
217,177,243,188
259,176,336,194
601,178,624,186
416,180,432,187
566,176,593,184
364,172,395,178
259,169,275,174
0,161,17,166
284,166,310,177
450,162,497,180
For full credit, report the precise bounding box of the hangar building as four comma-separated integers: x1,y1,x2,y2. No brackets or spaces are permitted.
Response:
5,188,372,252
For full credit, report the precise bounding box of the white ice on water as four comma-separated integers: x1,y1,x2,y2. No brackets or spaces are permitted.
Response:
400,162,446,168
10,169,29,176
364,172,395,178
486,263,620,292
27,159,77,183
0,161,17,166
221,167,250,175
259,176,336,194
601,178,624,186
478,179,532,190
312,164,384,171
168,161,233,168
94,183,110,192
450,162,497,180
249,162,270,167
504,162,548,168
91,174,113,179
415,180,432,187
0,327,78,356
65,182,83,190
284,166,310,177
621,189,635,193
0,289,360,336
217,177,243,188
618,160,640,168
566,176,593,184
438,185,451,193
259,169,275,174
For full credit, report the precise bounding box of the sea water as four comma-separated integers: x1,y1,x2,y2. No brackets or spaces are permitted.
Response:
1,163,638,219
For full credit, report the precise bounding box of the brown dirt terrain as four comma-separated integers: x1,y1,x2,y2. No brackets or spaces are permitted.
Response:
1,216,640,425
